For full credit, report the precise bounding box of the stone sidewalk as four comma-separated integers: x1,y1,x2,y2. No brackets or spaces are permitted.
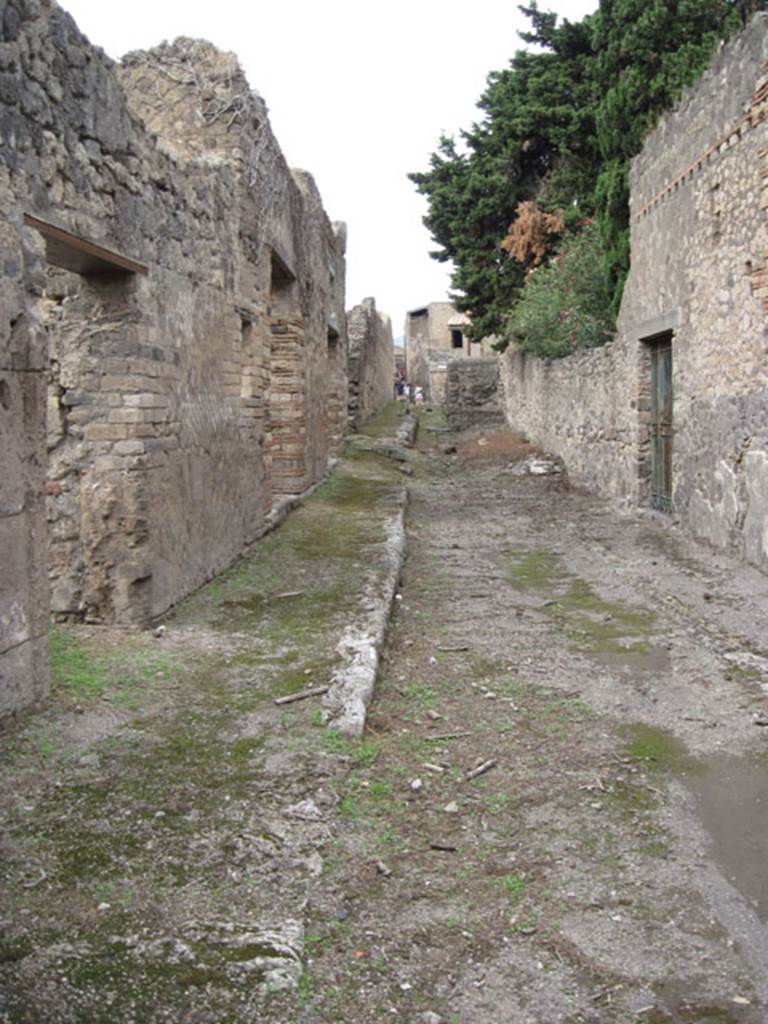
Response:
0,416,411,1023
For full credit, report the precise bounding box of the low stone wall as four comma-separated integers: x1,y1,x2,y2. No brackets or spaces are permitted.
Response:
500,15,768,573
1,1,347,716
347,298,394,429
445,359,505,432
500,343,637,500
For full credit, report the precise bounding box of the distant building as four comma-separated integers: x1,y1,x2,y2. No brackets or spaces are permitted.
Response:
404,302,494,403
393,341,406,377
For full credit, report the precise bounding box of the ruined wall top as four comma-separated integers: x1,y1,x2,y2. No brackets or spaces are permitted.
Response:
113,27,345,327
119,38,267,167
347,297,392,357
117,38,345,264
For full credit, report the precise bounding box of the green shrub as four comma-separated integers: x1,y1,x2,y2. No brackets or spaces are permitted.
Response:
504,221,615,360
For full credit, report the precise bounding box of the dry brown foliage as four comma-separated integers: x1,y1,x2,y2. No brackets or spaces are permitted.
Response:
500,200,565,265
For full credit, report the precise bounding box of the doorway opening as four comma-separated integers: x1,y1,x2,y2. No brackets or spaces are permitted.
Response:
26,215,148,620
641,332,674,513
267,247,306,495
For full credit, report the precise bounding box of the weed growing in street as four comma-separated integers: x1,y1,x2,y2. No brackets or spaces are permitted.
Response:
503,875,527,901
49,627,180,706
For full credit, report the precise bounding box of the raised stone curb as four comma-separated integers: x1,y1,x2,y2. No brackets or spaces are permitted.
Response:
396,414,418,447
322,486,408,736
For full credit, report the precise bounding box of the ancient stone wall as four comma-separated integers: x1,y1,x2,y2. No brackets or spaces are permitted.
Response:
393,345,405,376
347,297,394,429
118,40,348,498
0,1,347,715
501,14,768,571
404,306,431,393
0,212,49,717
500,343,634,500
445,359,505,432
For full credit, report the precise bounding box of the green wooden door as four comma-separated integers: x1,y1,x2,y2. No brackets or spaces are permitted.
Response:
650,337,673,512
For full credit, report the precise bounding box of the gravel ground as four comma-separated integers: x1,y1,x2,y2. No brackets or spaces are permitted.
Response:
296,425,768,1024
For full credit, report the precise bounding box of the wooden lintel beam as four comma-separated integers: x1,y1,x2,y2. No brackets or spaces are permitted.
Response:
23,214,148,276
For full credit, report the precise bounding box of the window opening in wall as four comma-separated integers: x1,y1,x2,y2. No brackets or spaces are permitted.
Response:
451,329,463,349
240,316,254,398
645,332,674,513
24,213,147,277
269,249,297,316
240,316,253,346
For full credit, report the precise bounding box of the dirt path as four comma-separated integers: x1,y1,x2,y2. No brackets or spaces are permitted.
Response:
296,427,768,1024
2,413,768,1024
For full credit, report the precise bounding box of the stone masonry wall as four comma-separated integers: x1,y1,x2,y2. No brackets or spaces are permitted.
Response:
501,14,768,572
404,307,430,393
347,297,394,429
0,211,49,718
500,342,634,500
118,41,348,499
445,359,505,432
0,1,347,715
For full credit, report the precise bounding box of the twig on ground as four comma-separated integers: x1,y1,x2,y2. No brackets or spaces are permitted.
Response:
426,731,472,742
466,759,497,781
274,686,328,706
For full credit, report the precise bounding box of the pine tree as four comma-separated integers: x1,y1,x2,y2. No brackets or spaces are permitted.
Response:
410,0,767,347
409,5,596,340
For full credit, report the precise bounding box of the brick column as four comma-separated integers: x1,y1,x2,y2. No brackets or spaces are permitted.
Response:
269,317,308,495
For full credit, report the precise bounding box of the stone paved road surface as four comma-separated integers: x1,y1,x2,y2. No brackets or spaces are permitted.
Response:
2,409,768,1024
294,422,768,1024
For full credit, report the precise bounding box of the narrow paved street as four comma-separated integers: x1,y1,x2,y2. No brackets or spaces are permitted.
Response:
2,409,768,1023
296,421,768,1023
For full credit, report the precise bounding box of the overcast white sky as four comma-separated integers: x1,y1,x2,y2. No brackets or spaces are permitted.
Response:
59,0,597,335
